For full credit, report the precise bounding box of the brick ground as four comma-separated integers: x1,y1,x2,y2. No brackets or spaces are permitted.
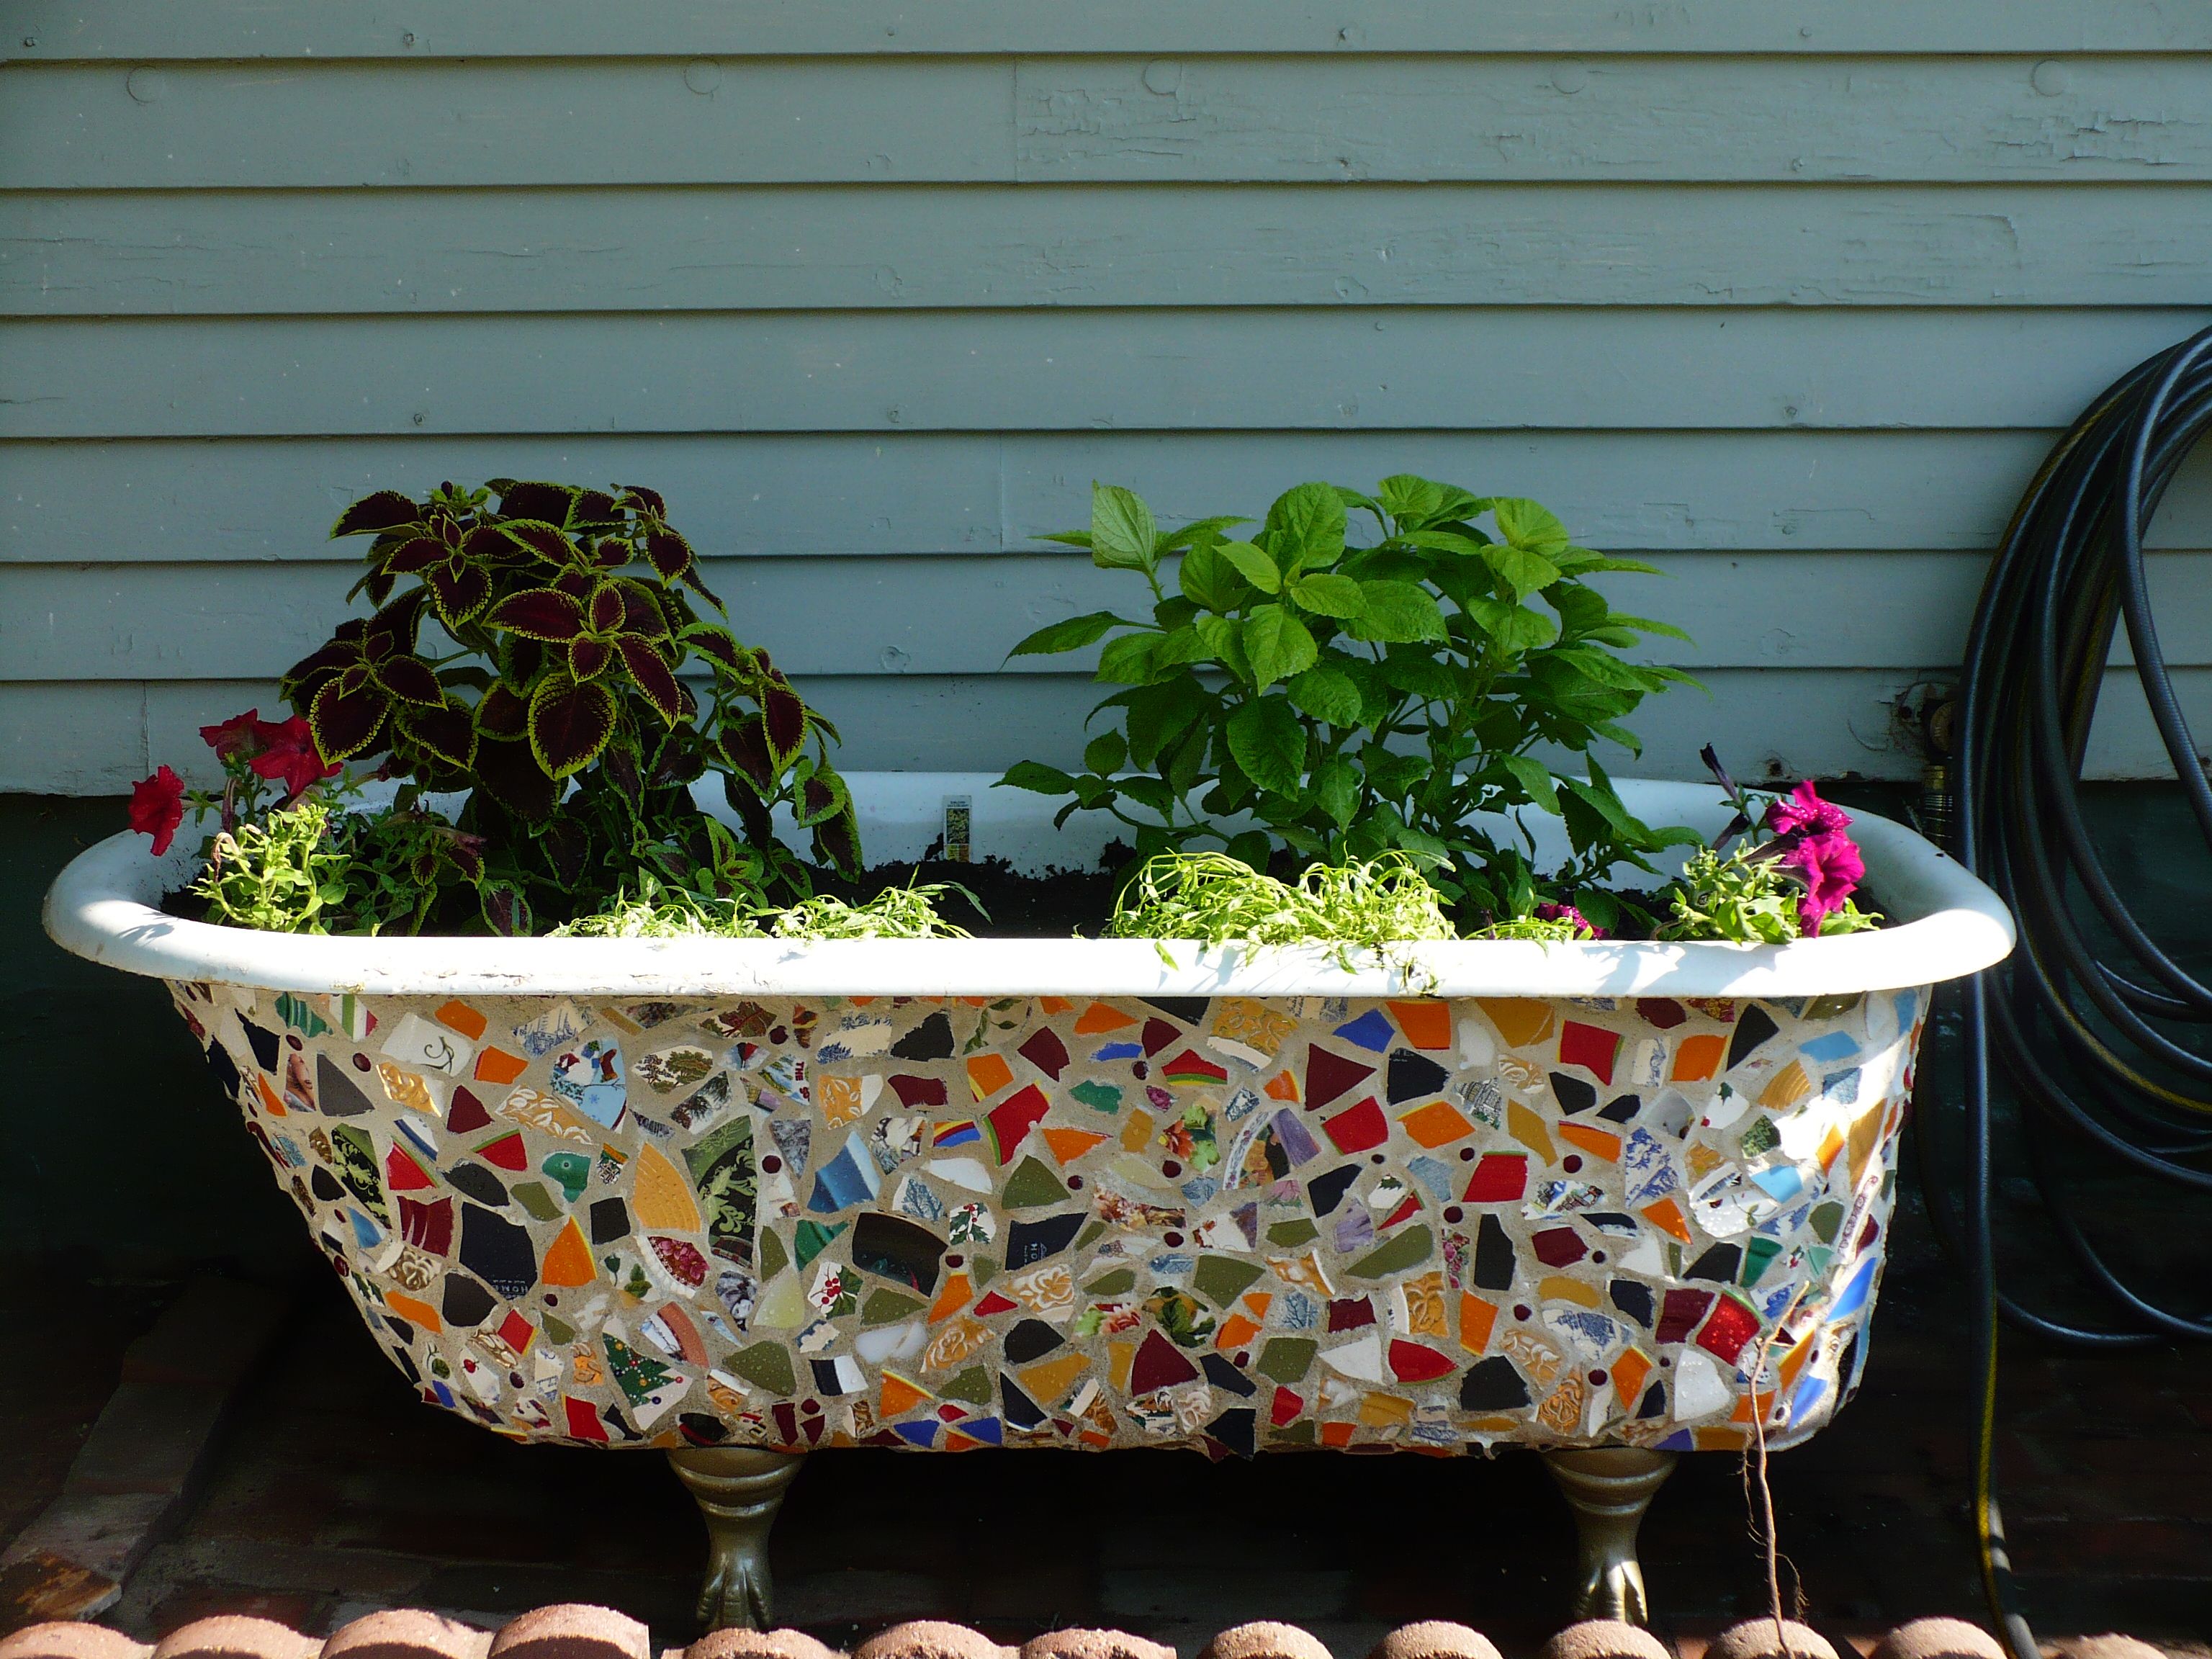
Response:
4,1186,2208,1658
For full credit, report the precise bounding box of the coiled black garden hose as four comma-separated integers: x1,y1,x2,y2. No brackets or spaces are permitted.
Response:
1934,322,2212,1659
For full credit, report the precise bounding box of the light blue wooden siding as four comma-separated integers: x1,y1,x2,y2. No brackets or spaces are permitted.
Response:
3,10,2209,793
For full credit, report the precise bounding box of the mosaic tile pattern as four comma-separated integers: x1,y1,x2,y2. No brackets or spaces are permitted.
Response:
165,983,1924,1456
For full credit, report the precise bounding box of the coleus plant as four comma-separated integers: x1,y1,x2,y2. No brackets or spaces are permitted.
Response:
258,478,859,931
1002,476,1700,929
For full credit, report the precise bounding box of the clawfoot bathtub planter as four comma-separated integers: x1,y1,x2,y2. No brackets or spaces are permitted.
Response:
46,778,2010,1629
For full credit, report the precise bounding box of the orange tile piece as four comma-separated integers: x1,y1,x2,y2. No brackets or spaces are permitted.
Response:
1039,996,1075,1015
966,1052,1015,1102
1076,1002,1138,1035
1611,1347,1653,1408
1264,1070,1300,1102
1398,1100,1475,1148
541,1218,596,1287
1458,1293,1498,1354
1557,1122,1623,1162
1848,1102,1886,1187
1319,1421,1358,1447
385,1292,442,1333
630,1144,701,1232
1672,1033,1726,1082
1240,1290,1274,1320
1641,1196,1694,1244
1016,1352,1089,1404
1539,1275,1601,1308
878,1371,930,1416
1386,1001,1453,1051
1761,1060,1812,1110
1507,1100,1556,1163
1696,1426,1750,1452
1359,1392,1413,1428
927,1272,973,1323
1213,1313,1262,1352
434,999,489,1041
1776,1335,1814,1396
1107,1340,1136,1393
1817,1123,1847,1171
1730,1390,1778,1425
1120,1109,1156,1154
1477,998,1555,1049
1041,1127,1108,1165
254,1073,285,1118
474,1047,529,1086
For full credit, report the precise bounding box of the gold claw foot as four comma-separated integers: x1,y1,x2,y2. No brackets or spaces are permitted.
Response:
1542,1446,1678,1627
667,1445,806,1633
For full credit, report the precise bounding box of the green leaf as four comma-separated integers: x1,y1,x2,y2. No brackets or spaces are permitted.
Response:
1096,631,1164,685
1492,497,1571,559
1214,539,1282,595
1226,697,1305,796
1154,625,1211,668
1497,754,1561,814
1195,613,1251,682
1007,609,1127,658
1090,484,1159,572
1466,597,1558,653
1084,731,1128,775
1000,760,1079,796
1377,650,1458,700
1480,541,1563,601
1607,613,1696,644
1287,572,1365,618
1177,542,1245,613
1157,513,1248,554
1285,662,1364,726
1264,482,1348,573
1241,604,1318,691
1121,676,1212,766
1548,645,1660,692
1310,753,1359,827
1346,581,1448,644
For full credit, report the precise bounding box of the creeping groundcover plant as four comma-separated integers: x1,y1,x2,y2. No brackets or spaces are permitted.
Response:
125,474,1879,945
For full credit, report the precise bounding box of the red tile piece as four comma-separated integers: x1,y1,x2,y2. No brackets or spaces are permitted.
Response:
1388,1340,1457,1383
972,1290,1019,1317
1657,1287,1716,1346
1557,1021,1621,1084
1635,998,1689,1029
562,1395,608,1442
1531,1226,1588,1268
1305,1046,1377,1111
1130,1330,1200,1393
385,1146,435,1191
1140,1018,1180,1056
1270,1385,1305,1426
889,1074,949,1108
1321,1097,1389,1154
1696,1294,1762,1364
446,1087,493,1134
475,1132,528,1172
1462,1154,1529,1203
1017,1028,1071,1080
986,1084,1051,1164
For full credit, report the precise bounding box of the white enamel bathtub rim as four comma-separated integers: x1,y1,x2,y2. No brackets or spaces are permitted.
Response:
44,774,2012,999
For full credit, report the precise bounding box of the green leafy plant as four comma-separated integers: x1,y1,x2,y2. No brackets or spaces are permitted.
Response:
1660,750,1882,942
193,800,352,932
1105,850,1455,965
1001,477,1699,928
551,874,976,940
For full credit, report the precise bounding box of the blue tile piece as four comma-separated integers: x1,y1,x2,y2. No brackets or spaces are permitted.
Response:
1333,1009,1396,1051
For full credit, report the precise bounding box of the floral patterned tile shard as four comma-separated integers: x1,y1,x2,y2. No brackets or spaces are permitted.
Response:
166,983,1924,1455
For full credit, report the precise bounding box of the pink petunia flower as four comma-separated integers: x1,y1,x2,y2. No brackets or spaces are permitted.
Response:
1780,828,1866,935
128,765,186,856
1536,901,1606,940
1763,779,1852,841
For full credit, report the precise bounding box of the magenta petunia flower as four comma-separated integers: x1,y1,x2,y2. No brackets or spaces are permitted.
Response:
1536,901,1606,940
1763,779,1852,841
1780,829,1866,934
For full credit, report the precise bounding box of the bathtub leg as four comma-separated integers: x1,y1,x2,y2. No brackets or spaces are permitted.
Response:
667,1446,806,1632
1542,1447,1678,1626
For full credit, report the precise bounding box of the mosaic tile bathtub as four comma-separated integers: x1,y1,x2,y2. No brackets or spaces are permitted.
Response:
168,981,1923,1457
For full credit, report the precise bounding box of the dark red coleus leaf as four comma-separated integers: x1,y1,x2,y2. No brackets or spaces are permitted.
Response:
763,685,806,769
425,561,493,625
310,670,392,761
720,716,775,791
616,635,683,724
384,536,446,577
496,482,575,524
621,485,666,516
372,654,446,708
590,537,627,570
478,881,534,938
796,771,846,826
552,567,595,601
588,584,624,634
528,674,619,778
475,680,529,739
601,742,644,812
399,702,477,770
811,807,863,878
684,626,747,674
571,489,618,528
569,637,613,682
472,735,558,820
332,490,422,539
644,527,694,584
487,588,587,644
618,583,668,639
498,521,577,565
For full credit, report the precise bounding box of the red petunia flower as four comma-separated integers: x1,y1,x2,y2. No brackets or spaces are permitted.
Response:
128,765,186,856
198,709,265,762
246,715,340,799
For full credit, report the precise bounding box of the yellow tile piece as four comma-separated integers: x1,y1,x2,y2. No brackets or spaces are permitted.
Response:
1477,998,1555,1049
1507,1100,1556,1163
630,1143,702,1232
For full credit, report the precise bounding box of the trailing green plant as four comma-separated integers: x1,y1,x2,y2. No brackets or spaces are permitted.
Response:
131,480,863,935
193,800,352,932
1000,477,1699,930
1105,850,1455,965
550,873,976,940
1658,749,1882,943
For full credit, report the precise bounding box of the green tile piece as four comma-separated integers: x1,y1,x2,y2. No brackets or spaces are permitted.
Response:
1737,1116,1781,1157
1071,1079,1123,1112
1256,1336,1317,1384
971,1254,998,1289
729,1341,796,1398
941,1364,992,1405
1346,1224,1434,1280
862,1287,925,1326
1740,1235,1782,1288
793,1220,846,1269
1192,1254,1266,1310
1002,1156,1069,1209
510,1180,559,1222
1269,1420,1318,1447
1266,1218,1319,1248
1075,1219,1107,1251
1084,1267,1138,1297
540,1313,575,1345
757,1225,789,1280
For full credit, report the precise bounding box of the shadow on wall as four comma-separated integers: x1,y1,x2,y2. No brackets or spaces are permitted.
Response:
0,797,307,1277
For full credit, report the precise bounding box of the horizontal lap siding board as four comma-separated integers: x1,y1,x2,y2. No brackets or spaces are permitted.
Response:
2,24,2207,790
